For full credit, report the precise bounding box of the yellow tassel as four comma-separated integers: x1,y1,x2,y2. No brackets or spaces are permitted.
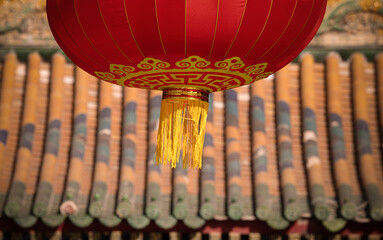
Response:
156,97,208,168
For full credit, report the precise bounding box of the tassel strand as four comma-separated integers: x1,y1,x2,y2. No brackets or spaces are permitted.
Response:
156,98,208,168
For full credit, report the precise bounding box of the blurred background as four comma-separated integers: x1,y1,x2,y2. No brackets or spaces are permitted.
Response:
0,0,382,239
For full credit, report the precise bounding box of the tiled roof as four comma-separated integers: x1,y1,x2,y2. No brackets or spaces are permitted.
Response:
0,51,382,232
0,231,383,240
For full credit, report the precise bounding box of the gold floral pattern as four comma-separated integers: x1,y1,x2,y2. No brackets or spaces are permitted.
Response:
94,56,273,92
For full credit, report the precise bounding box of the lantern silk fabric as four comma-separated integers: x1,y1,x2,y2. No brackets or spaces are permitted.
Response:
47,0,326,168
48,0,326,92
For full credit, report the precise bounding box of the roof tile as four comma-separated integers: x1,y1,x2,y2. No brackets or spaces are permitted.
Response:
0,52,382,231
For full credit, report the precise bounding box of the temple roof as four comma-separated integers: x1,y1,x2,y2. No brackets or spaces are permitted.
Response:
0,51,382,233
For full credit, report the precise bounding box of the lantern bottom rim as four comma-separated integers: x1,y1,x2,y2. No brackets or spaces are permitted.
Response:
162,87,209,102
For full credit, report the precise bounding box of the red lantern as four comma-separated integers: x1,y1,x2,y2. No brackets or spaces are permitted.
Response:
47,0,326,168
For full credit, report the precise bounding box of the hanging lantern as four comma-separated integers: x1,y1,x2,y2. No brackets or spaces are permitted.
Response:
47,0,326,168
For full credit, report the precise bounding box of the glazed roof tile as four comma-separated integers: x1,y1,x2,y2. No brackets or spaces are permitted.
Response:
0,52,382,232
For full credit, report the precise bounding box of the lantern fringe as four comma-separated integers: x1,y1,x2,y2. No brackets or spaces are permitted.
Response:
155,98,208,168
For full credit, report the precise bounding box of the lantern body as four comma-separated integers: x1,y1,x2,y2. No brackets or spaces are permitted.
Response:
47,0,326,168
47,0,326,92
